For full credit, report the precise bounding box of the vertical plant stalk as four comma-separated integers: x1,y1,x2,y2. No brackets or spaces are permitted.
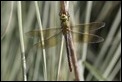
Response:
17,1,27,81
56,36,64,81
34,1,47,81
82,1,93,63
60,1,80,81
1,1,14,40
81,1,93,81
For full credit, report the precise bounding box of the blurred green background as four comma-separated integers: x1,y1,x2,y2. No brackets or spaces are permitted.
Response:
1,1,121,81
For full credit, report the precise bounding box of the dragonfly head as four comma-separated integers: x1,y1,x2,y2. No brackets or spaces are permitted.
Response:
60,14,69,22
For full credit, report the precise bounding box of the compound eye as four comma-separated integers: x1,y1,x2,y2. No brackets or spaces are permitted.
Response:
62,15,65,18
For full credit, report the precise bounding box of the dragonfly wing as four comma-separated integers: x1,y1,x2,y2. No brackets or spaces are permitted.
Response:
71,31,104,43
33,32,62,48
70,22,105,32
25,28,62,40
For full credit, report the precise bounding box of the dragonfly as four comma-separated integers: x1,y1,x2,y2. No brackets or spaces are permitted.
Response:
26,12,105,72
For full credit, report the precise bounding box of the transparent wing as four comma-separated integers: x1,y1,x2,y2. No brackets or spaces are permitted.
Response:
26,22,105,48
25,27,62,40
70,22,105,32
71,31,104,43
33,32,62,48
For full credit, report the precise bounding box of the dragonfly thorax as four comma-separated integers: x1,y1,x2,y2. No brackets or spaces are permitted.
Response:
59,14,70,35
61,21,70,35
